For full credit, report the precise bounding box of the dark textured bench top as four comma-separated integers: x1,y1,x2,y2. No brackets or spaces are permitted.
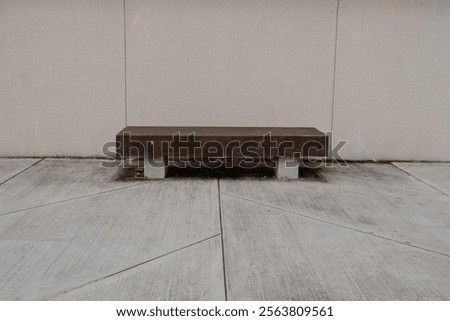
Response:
117,126,326,138
116,126,328,158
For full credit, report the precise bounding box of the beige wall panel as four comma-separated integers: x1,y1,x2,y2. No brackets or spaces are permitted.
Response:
333,0,450,161
0,0,125,156
2,0,449,160
126,0,337,130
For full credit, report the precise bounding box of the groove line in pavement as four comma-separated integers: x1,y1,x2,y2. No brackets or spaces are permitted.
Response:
0,158,44,186
0,180,157,217
221,192,450,259
390,163,449,197
49,233,222,300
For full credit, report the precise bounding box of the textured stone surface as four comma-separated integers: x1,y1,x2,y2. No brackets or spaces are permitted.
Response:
0,159,40,184
220,164,450,256
56,236,225,300
0,159,145,215
393,162,450,196
0,159,449,300
220,195,450,300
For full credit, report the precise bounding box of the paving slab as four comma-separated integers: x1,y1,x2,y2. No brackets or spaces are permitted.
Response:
0,179,220,300
220,195,450,300
392,162,450,196
0,159,144,215
220,163,450,256
0,239,68,300
56,236,225,301
1,160,449,301
0,158,40,184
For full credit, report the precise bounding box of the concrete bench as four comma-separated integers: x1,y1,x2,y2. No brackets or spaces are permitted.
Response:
116,126,328,179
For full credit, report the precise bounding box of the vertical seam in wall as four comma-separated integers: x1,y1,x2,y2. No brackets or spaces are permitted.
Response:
330,0,340,133
123,0,128,126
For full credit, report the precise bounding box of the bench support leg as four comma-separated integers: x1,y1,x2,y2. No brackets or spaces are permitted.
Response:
275,157,299,179
144,156,168,179
123,157,134,168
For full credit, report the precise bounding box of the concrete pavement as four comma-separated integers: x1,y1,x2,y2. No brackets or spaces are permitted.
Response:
0,159,449,300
